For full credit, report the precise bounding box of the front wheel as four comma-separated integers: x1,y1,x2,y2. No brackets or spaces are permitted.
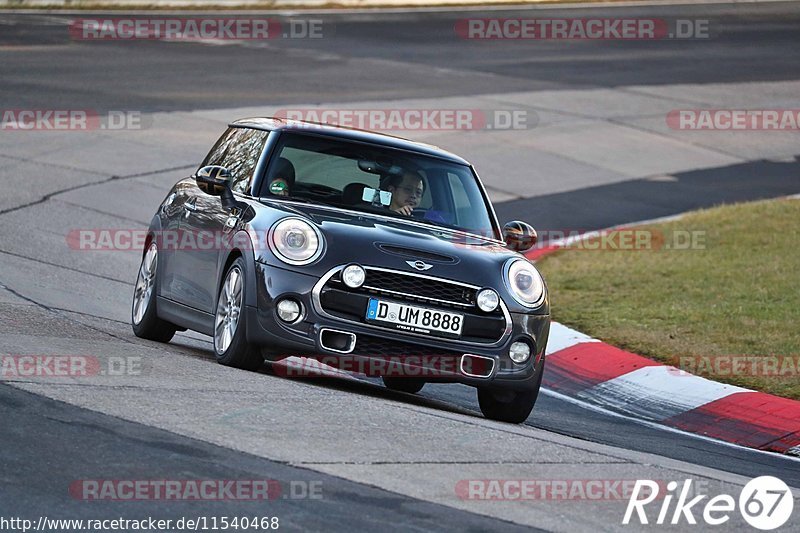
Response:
214,258,263,371
477,361,544,423
131,242,177,343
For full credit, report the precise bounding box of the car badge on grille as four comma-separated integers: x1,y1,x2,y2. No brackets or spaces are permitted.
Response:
406,260,433,271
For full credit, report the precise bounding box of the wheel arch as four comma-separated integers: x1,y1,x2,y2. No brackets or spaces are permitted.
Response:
142,213,164,258
217,231,259,309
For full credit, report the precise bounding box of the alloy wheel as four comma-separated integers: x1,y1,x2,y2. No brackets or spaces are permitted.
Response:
132,243,158,325
215,266,243,354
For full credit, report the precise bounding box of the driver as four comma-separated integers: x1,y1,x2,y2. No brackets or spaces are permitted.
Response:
384,170,425,216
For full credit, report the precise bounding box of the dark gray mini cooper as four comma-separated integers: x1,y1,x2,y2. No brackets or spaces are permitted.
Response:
132,118,549,423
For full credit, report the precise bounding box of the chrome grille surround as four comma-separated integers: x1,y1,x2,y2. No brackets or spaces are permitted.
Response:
312,265,512,347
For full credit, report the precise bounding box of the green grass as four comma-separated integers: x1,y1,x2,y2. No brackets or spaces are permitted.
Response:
536,198,800,399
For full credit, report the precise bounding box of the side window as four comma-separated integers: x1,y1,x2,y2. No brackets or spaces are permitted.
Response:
201,127,269,194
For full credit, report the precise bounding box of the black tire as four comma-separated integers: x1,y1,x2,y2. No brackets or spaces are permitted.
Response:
213,257,263,371
477,360,544,423
382,376,425,394
131,242,177,343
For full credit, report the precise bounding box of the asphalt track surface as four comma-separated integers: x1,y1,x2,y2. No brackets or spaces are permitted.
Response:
0,384,535,532
2,2,800,530
1,2,799,113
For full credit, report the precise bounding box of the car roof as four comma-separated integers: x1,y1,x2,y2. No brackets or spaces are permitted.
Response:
230,117,471,166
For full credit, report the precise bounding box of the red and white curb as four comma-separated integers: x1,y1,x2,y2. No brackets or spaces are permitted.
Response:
531,198,800,456
542,322,800,455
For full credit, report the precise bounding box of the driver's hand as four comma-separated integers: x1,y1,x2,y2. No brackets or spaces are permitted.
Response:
393,205,414,216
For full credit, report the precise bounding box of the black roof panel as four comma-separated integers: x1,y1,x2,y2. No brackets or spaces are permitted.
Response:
230,117,470,165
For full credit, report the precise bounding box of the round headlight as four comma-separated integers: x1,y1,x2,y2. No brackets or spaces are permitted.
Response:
476,288,499,312
270,218,323,265
342,264,366,288
509,341,531,364
505,259,545,307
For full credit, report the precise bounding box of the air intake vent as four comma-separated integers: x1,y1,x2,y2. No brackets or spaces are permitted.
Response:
377,243,457,264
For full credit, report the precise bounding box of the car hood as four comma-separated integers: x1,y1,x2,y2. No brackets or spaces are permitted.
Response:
251,200,526,290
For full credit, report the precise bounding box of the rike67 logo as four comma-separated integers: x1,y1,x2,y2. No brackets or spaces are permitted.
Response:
623,476,794,529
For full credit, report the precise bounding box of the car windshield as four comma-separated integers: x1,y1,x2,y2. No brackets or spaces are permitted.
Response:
261,131,499,239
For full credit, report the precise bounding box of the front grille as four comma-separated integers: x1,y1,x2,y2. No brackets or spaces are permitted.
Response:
360,268,476,307
349,334,467,378
317,266,508,344
353,334,463,359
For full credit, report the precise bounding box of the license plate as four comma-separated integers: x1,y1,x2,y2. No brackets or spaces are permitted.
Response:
365,299,464,338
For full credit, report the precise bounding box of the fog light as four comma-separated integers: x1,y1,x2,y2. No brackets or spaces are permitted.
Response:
476,288,499,312
342,264,366,288
277,299,302,323
509,341,531,364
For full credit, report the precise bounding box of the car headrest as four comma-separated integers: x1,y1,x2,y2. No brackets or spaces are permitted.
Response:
342,183,372,205
272,157,296,186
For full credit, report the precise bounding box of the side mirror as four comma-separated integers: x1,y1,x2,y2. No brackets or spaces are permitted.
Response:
503,221,538,252
194,165,248,214
195,165,232,196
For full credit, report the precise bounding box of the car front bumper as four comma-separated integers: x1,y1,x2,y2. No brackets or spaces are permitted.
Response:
245,262,550,391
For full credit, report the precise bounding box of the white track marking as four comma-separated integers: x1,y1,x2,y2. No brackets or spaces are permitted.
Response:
578,365,752,421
